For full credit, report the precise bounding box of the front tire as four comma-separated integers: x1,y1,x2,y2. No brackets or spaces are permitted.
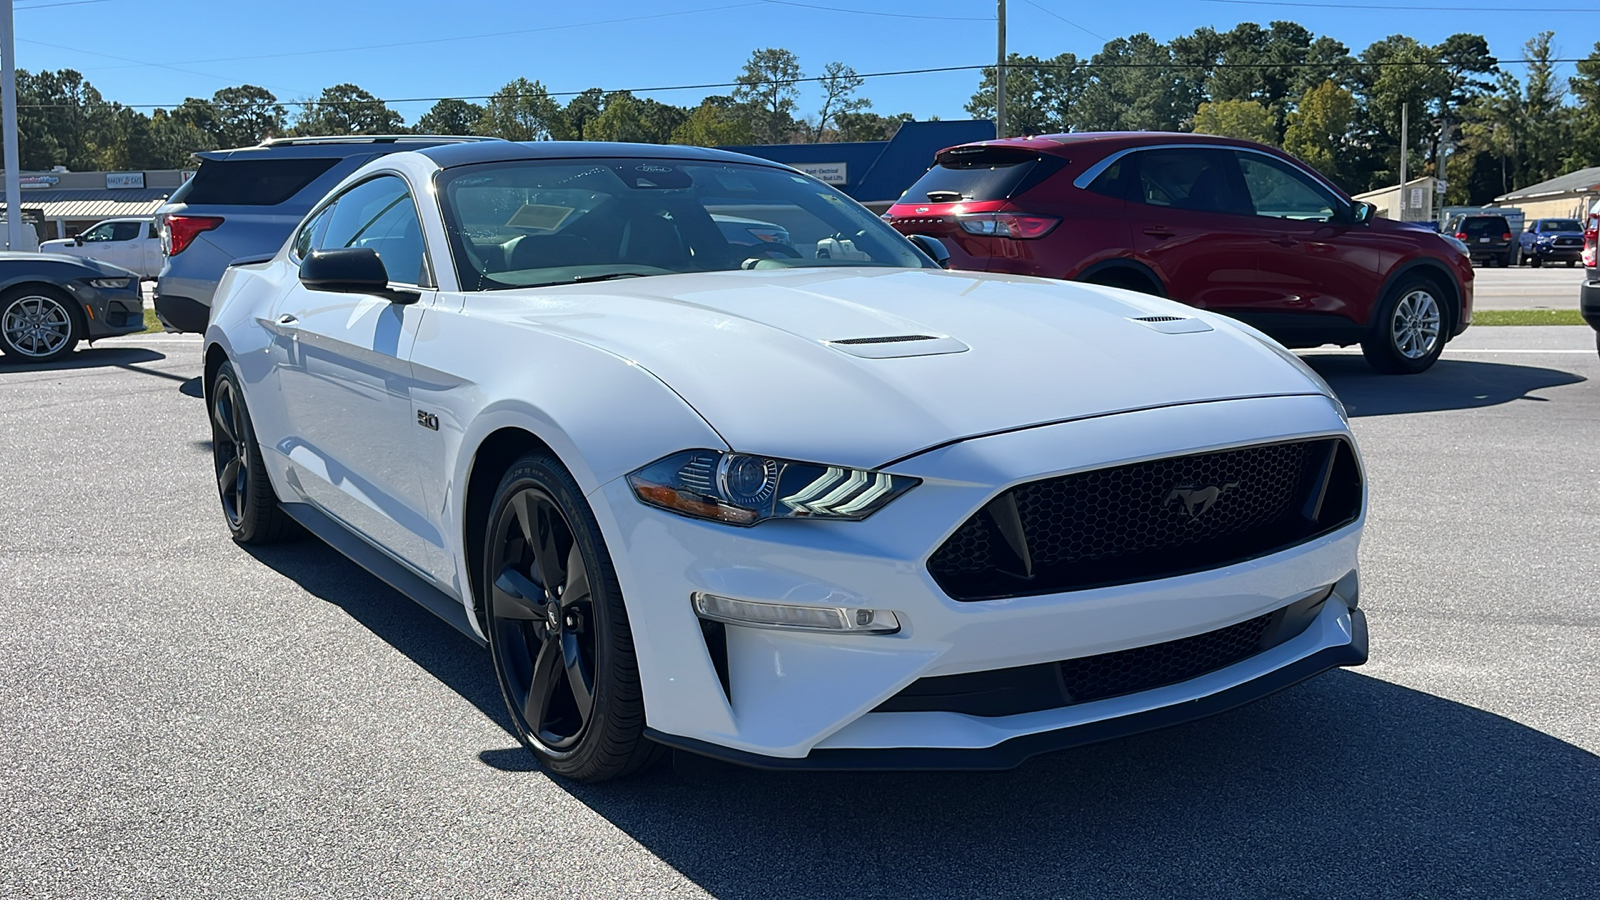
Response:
483,453,664,782
0,286,83,362
1361,276,1447,374
210,361,296,544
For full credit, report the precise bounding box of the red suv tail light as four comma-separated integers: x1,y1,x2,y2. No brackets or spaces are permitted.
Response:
161,215,224,256
1502,232,1512,240
1454,232,1468,240
956,213,1060,240
1583,216,1597,268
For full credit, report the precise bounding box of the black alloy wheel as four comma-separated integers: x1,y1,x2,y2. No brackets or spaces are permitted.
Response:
484,454,662,781
209,361,295,544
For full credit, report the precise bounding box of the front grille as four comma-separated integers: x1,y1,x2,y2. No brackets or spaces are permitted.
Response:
929,438,1361,601
875,591,1329,717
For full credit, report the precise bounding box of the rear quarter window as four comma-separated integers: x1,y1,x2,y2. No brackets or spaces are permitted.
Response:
182,158,342,206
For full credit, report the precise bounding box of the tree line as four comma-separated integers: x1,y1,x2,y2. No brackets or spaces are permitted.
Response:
969,24,1600,205
1,48,908,174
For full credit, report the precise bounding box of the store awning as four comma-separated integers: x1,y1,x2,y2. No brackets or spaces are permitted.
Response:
1,188,172,220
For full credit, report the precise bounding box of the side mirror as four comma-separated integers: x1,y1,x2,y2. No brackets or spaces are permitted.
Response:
299,248,417,304
73,237,84,246
1352,202,1377,225
907,233,951,268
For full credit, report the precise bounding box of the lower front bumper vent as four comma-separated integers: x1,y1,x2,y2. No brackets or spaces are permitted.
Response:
876,590,1330,718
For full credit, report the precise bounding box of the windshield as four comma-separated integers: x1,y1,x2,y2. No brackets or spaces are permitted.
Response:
437,158,931,290
1542,219,1583,232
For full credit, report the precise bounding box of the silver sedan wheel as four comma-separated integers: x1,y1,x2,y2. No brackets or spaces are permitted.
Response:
2,294,74,359
1391,289,1441,360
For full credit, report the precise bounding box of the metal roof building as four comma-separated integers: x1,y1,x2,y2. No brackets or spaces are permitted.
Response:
0,169,188,240
1492,165,1600,221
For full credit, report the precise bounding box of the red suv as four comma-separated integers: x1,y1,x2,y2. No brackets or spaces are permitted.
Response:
887,133,1474,374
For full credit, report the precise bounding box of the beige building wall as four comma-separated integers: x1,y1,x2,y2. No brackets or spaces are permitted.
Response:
1502,194,1597,221
1352,177,1438,222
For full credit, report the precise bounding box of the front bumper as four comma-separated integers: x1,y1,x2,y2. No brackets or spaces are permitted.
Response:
591,393,1365,764
1529,244,1583,262
62,281,143,340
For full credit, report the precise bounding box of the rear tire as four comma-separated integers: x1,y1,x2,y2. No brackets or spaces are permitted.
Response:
1531,256,1543,268
210,361,296,544
0,286,83,363
1361,275,1447,375
483,452,666,782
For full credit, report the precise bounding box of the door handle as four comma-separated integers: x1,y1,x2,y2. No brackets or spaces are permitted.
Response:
1270,236,1299,247
277,314,299,327
1142,226,1175,239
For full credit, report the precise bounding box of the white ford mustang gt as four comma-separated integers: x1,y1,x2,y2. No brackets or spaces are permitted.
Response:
203,142,1368,781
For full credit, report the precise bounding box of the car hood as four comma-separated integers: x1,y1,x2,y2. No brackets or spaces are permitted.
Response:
496,268,1331,469
38,239,75,251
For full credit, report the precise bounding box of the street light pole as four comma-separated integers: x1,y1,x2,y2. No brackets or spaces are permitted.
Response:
1,0,22,251
992,0,1004,138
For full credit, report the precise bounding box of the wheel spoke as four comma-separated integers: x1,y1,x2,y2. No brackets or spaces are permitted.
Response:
561,631,595,720
561,543,591,610
532,497,568,597
493,565,548,620
508,491,537,548
523,637,565,731
212,394,237,443
217,457,241,498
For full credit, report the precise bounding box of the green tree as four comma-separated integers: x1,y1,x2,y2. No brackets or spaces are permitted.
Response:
1284,80,1360,187
1571,40,1600,168
477,78,564,141
562,88,606,140
671,96,753,146
835,110,913,142
585,92,687,144
1192,99,1277,144
210,85,286,146
966,53,1085,136
807,62,869,142
414,98,485,135
1076,35,1195,132
732,48,802,143
293,83,403,135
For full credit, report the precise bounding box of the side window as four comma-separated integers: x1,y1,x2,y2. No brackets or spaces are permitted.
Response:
80,223,114,242
109,221,143,241
1084,158,1126,199
291,204,332,262
1129,149,1251,216
315,175,432,287
1234,154,1338,222
146,222,158,239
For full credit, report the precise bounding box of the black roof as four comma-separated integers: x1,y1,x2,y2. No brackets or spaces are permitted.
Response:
415,140,793,170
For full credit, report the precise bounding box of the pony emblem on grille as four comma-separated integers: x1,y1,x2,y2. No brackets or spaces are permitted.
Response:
1165,482,1240,519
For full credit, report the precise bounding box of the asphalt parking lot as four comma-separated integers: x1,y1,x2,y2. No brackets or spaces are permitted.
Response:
2,327,1597,898
1472,265,1587,310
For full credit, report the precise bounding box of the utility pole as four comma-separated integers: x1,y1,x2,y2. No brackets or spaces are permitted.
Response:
992,0,1004,138
2,0,21,251
1398,102,1408,221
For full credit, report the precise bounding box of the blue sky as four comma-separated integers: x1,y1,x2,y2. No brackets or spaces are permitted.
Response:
9,0,1595,125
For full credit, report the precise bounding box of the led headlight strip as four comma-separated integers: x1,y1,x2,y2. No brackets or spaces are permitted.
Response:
628,450,919,526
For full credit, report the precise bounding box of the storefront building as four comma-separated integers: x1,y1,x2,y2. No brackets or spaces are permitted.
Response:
0,168,191,242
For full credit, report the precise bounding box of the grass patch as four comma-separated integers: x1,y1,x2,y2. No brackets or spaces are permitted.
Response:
1472,308,1587,326
141,308,163,333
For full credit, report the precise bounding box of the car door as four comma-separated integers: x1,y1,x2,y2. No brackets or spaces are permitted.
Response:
272,173,448,578
83,221,144,272
1233,151,1380,323
140,221,163,278
1125,147,1272,310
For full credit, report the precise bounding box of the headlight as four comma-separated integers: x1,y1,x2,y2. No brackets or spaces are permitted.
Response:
86,277,134,290
628,450,919,526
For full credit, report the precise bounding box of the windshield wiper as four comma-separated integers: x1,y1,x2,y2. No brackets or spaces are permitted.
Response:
569,271,651,284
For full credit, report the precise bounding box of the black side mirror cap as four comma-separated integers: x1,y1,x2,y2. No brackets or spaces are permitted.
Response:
907,233,952,268
299,247,418,304
1352,201,1377,225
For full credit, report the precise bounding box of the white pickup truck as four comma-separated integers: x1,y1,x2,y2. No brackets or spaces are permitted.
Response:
40,217,163,279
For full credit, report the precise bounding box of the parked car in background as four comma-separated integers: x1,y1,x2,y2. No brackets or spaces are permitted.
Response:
1580,206,1599,354
1514,218,1585,267
204,141,1368,781
0,253,142,361
1443,213,1514,267
153,134,501,333
39,217,162,279
886,133,1473,373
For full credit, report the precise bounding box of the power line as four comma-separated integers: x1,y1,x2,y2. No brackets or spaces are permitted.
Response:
1197,0,1600,11
13,0,114,9
1021,0,1106,41
7,55,1588,111
757,0,992,20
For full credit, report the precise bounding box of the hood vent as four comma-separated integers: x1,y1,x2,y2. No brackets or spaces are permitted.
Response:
1128,314,1214,335
832,334,940,345
824,333,969,359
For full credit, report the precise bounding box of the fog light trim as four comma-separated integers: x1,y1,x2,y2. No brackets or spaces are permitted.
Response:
691,592,901,634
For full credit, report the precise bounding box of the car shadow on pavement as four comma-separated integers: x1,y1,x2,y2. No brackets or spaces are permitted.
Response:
559,673,1600,898
238,539,510,734
0,344,204,396
1303,355,1584,417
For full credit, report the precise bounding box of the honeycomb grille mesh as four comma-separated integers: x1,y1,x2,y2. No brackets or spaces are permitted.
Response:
929,439,1356,600
1060,613,1273,704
